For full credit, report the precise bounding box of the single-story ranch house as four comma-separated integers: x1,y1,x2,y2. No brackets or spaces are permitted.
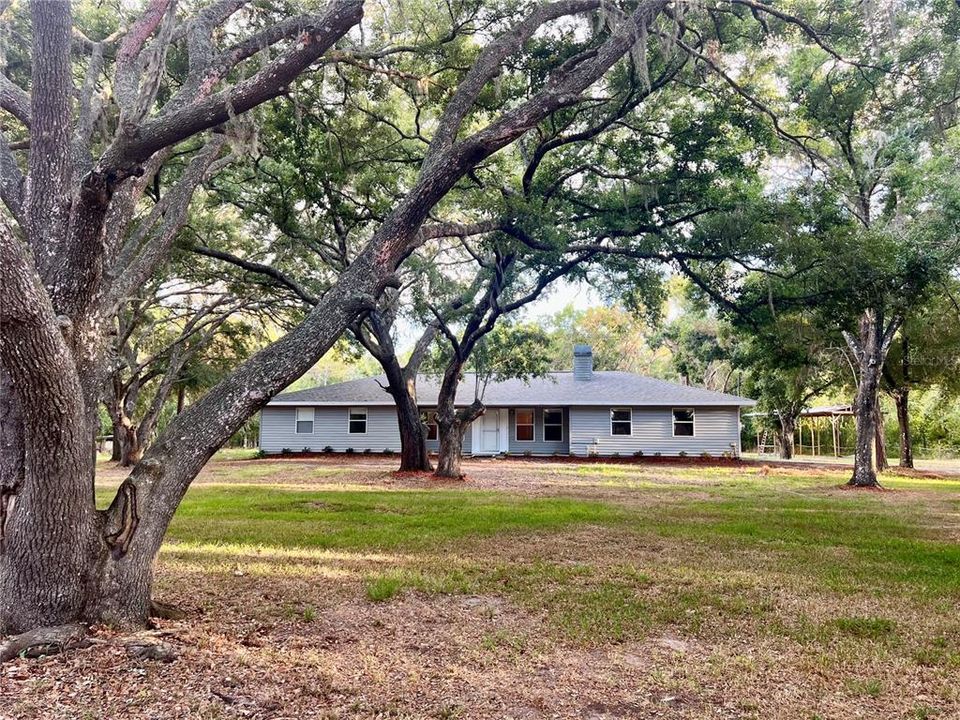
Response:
260,345,756,458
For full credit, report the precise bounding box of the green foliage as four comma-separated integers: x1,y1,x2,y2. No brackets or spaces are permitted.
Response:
471,323,554,385
365,576,403,603
86,0,960,472
831,617,896,640
543,304,674,376
884,281,960,399
909,388,960,457
736,311,842,430
164,486,622,551
655,318,730,388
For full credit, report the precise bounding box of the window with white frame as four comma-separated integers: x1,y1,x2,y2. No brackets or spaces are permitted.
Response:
295,407,314,434
515,409,534,442
672,408,695,436
348,407,367,434
421,411,438,440
543,409,563,442
610,408,632,435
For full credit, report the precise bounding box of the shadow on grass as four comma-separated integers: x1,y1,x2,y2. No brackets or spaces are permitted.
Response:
164,485,624,551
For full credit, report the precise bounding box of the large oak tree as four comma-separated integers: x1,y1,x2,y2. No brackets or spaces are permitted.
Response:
0,0,677,643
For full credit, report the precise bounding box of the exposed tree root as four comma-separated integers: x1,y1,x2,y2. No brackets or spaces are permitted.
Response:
149,599,188,620
0,623,88,663
842,480,888,491
125,640,177,662
1,623,183,664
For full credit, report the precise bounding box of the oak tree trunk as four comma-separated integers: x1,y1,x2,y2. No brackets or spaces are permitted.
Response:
0,369,25,549
0,374,102,635
847,310,896,488
894,390,913,469
396,393,432,472
1,0,668,638
110,417,122,461
777,415,796,460
358,306,436,473
873,402,889,472
381,357,432,472
119,423,144,468
851,371,881,486
434,422,469,479
888,332,913,469
434,397,484,480
432,358,485,480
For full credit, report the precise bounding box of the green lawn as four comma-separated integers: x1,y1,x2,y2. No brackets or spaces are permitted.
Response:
165,486,623,551
49,458,960,717
155,462,960,652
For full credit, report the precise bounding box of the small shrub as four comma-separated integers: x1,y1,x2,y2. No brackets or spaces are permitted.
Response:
611,452,620,458
700,451,712,459
833,616,896,639
653,451,661,457
302,447,311,454
678,450,688,458
912,646,947,667
302,606,316,622
280,448,292,455
322,445,334,453
345,447,355,454
363,448,372,454
366,576,403,602
434,704,465,720
522,449,532,457
845,678,883,698
383,448,395,455
633,450,644,458
253,449,268,460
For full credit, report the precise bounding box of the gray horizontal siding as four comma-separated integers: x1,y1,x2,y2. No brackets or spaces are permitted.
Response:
569,406,740,457
261,405,472,454
261,404,741,458
261,406,401,453
507,408,569,455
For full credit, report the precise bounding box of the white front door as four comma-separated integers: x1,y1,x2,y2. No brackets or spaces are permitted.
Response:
480,411,500,454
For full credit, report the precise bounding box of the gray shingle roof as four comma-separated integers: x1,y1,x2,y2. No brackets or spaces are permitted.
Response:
268,372,756,407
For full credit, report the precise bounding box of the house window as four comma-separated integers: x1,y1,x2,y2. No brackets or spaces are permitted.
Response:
543,409,563,442
515,409,534,442
295,407,314,434
673,408,695,436
422,411,438,440
348,407,367,434
611,408,632,436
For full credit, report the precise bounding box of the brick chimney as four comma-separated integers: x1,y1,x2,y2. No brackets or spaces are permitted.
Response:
573,344,593,381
